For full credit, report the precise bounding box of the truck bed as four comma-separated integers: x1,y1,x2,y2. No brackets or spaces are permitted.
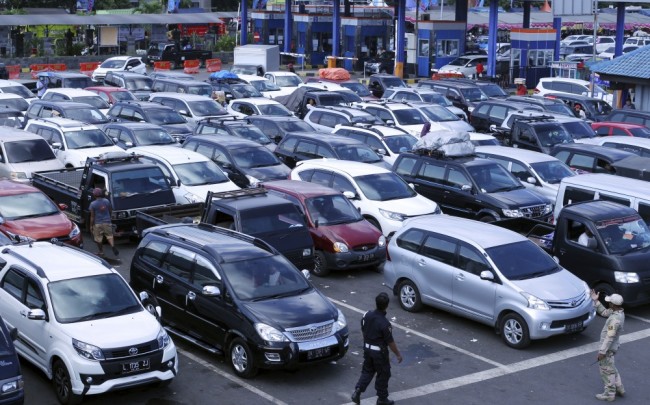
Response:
135,203,204,235
33,169,84,191
492,217,555,251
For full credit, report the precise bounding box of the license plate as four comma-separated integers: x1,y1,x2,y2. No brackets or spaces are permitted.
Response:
358,253,375,262
565,321,583,333
307,347,331,360
121,358,150,374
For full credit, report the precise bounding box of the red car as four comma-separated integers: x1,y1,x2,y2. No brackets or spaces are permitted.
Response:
262,180,386,276
591,121,650,138
84,86,137,105
0,180,82,247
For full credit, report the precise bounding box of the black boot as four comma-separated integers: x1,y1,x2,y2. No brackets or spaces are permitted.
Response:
351,388,361,404
376,398,395,405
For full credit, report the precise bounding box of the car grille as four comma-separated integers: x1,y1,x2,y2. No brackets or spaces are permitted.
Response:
352,243,376,252
547,291,587,309
285,320,334,342
549,313,590,328
104,339,159,360
521,204,548,218
38,235,70,242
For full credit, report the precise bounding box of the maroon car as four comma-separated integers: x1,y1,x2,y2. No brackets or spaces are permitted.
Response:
591,121,650,138
85,86,137,105
263,180,386,276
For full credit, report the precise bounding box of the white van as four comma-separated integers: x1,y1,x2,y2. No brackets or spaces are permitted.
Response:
555,173,650,223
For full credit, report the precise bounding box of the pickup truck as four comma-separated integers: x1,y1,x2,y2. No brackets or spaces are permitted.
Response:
136,188,315,270
495,199,650,307
145,42,212,70
32,152,177,237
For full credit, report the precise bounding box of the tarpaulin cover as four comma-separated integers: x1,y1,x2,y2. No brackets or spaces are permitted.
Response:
318,68,351,81
209,71,239,80
414,130,475,157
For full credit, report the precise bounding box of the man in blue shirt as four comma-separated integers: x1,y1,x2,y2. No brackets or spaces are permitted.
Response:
89,188,119,257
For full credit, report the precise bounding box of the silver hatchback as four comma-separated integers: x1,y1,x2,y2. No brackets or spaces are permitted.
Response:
383,215,596,349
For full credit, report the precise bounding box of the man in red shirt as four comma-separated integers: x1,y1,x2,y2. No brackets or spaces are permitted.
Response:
476,61,484,78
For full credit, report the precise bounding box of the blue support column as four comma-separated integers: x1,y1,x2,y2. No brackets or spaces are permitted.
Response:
487,0,498,77
553,17,562,62
395,0,406,78
523,1,531,28
284,0,292,54
330,0,340,68
615,3,625,57
241,0,248,46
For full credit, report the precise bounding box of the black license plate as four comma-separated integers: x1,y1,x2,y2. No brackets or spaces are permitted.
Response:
307,347,331,360
358,253,375,262
121,358,150,374
565,321,583,333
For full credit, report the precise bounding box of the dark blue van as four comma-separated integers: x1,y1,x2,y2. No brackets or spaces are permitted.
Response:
0,315,23,405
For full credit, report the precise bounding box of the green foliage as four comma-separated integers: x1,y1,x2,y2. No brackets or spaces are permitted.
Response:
215,35,236,52
132,0,163,14
95,0,132,9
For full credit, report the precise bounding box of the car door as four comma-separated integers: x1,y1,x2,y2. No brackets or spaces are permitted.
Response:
441,165,480,218
213,146,248,188
451,242,497,322
413,232,455,308
409,159,448,208
293,140,320,163
153,245,195,329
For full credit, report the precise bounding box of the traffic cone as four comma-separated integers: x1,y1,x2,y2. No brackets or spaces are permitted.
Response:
541,0,551,12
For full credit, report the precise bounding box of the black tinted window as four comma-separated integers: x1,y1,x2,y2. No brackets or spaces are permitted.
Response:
421,234,456,265
1,268,24,301
396,228,425,252
140,240,168,266
563,186,596,206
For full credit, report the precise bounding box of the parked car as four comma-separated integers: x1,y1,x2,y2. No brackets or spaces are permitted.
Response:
36,71,94,90
0,127,64,181
364,51,396,74
506,95,575,117
103,71,153,101
405,101,475,132
103,122,178,149
244,115,316,144
470,99,540,133
0,313,23,404
91,56,147,83
0,79,36,103
194,116,276,151
592,122,650,138
366,74,408,98
542,92,613,122
151,78,214,98
226,97,293,119
25,100,109,126
149,92,228,127
437,55,488,78
303,105,381,133
605,109,650,129
41,88,110,114
584,135,650,157
332,123,418,166
85,86,138,105
0,93,29,113
534,77,613,105
106,100,193,143
550,143,637,174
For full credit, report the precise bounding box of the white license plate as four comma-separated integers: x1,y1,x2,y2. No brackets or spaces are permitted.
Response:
121,358,150,374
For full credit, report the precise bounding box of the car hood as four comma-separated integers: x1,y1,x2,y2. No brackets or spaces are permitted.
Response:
316,220,382,246
10,159,64,178
488,188,551,207
60,310,162,348
241,289,337,329
370,194,439,216
510,269,585,301
244,164,291,181
1,212,74,240
440,120,475,132
183,182,239,201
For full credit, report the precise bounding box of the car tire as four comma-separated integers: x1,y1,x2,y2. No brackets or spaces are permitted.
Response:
594,283,616,307
53,359,83,405
398,280,422,312
229,337,258,378
500,313,531,349
312,251,330,277
366,217,382,233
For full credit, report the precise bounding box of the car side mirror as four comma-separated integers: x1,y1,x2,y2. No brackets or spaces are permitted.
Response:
526,177,537,185
385,119,395,126
27,308,46,320
125,141,133,147
489,124,497,132
301,269,311,280
51,142,62,149
376,148,387,156
479,270,494,281
343,190,357,199
179,110,190,116
202,285,221,297
461,184,472,192
587,237,598,249
58,203,68,210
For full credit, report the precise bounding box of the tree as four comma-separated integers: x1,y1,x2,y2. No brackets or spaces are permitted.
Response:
95,0,132,10
132,0,163,14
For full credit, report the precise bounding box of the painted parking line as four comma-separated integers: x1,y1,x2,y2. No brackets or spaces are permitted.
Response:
330,297,506,369
180,350,288,405
627,313,650,324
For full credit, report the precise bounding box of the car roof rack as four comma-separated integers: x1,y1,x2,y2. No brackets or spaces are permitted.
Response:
1,246,47,279
207,187,267,200
88,151,141,166
198,115,241,124
511,114,558,123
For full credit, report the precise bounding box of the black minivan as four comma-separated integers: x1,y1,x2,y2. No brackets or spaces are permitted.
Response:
0,315,23,405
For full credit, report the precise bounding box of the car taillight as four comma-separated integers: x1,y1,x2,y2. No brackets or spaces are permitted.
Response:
533,88,540,94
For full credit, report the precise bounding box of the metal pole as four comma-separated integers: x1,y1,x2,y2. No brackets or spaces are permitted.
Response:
590,0,598,98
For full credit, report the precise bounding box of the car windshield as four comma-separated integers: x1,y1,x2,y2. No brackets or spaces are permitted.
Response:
629,127,650,138
586,100,613,116
257,103,292,116
48,274,141,323
125,78,152,91
277,119,314,132
148,109,187,125
536,124,574,146
480,84,508,98
355,172,417,201
100,59,127,69
340,82,372,97
5,139,56,163
231,146,280,168
422,92,454,106
1,85,33,99
382,78,407,88
596,215,650,254
0,97,28,111
111,167,171,198
230,84,263,98
188,100,226,116
221,255,310,301
335,145,382,163
545,103,574,116
393,108,428,125
184,85,213,97
132,128,176,145
66,108,109,124
467,163,523,192
448,57,471,66
383,134,418,153
174,160,229,186
74,96,110,110
460,88,488,102
249,80,281,92
110,91,137,101
530,160,575,184
275,75,302,87
64,129,113,149
418,105,459,122
486,241,560,280
231,126,273,145
306,194,363,226
0,192,60,220
562,121,596,139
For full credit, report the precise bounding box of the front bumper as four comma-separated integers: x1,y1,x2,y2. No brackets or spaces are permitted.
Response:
323,246,387,270
522,302,596,340
615,282,650,307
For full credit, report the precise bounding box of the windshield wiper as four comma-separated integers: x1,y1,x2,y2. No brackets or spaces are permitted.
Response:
76,311,114,322
112,304,141,316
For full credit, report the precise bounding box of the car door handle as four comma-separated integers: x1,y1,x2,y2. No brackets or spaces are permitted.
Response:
455,273,465,281
20,310,28,318
186,291,196,306
154,274,164,289
559,248,566,255
417,258,426,266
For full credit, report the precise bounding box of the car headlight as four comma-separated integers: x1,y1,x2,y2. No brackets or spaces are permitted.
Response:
502,209,524,218
157,327,171,349
255,322,289,342
378,235,386,247
69,223,81,239
302,248,312,257
467,106,475,113
543,204,553,215
333,241,349,253
245,174,261,187
614,271,639,283
184,192,202,204
1,378,23,393
10,171,27,180
520,292,550,310
2,230,32,243
379,208,406,221
73,338,105,361
333,309,347,332
113,211,129,220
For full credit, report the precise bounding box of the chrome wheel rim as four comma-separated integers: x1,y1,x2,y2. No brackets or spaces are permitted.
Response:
504,318,523,344
400,285,416,308
231,344,248,373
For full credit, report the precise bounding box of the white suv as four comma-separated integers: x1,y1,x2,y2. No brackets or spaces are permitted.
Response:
41,88,111,114
91,56,147,83
355,101,431,138
290,159,441,236
534,77,613,105
0,242,178,404
332,123,418,166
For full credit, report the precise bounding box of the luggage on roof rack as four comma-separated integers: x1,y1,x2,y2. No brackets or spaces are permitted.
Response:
413,130,475,157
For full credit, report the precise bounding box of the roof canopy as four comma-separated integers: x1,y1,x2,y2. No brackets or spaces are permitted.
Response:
0,12,229,26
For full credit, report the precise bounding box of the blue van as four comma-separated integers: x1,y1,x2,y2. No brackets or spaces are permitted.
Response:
0,315,23,404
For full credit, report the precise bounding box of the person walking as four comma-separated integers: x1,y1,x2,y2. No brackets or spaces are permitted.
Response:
351,292,403,405
590,290,625,402
36,75,48,98
89,188,119,257
475,61,484,79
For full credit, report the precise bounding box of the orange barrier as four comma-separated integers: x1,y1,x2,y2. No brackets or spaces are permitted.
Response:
79,62,101,77
153,61,171,71
6,65,20,80
30,63,67,79
205,58,222,73
183,59,200,74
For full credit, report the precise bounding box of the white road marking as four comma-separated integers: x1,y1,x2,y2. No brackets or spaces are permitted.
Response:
627,313,650,324
330,298,506,368
180,350,288,405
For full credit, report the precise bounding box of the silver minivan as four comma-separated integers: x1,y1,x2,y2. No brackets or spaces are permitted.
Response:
0,128,64,182
383,215,596,348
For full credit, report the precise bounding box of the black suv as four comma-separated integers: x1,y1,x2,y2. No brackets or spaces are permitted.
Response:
367,74,408,98
470,100,540,132
420,81,489,116
543,93,613,122
103,122,178,149
106,100,193,143
245,115,316,144
130,222,348,378
25,100,109,125
393,151,553,222
439,78,509,99
194,116,275,150
182,135,290,188
0,314,23,404
274,132,390,169
550,143,637,174
151,77,214,98
364,51,396,75
606,109,650,129
499,115,575,154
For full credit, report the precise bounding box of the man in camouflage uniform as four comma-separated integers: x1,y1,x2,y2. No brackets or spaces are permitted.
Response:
590,291,625,402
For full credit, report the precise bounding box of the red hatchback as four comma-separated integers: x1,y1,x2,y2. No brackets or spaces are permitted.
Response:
263,180,386,276
85,86,137,105
591,121,650,138
0,180,82,246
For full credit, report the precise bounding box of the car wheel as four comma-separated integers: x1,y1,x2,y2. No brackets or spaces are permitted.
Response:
366,217,382,233
594,283,616,307
312,251,330,277
53,360,83,405
500,313,531,349
398,280,422,312
229,337,258,378
478,215,495,223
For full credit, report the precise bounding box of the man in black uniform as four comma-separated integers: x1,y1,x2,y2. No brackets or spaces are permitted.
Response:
351,292,403,405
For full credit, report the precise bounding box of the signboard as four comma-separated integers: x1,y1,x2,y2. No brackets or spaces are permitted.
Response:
552,0,593,16
100,26,118,46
